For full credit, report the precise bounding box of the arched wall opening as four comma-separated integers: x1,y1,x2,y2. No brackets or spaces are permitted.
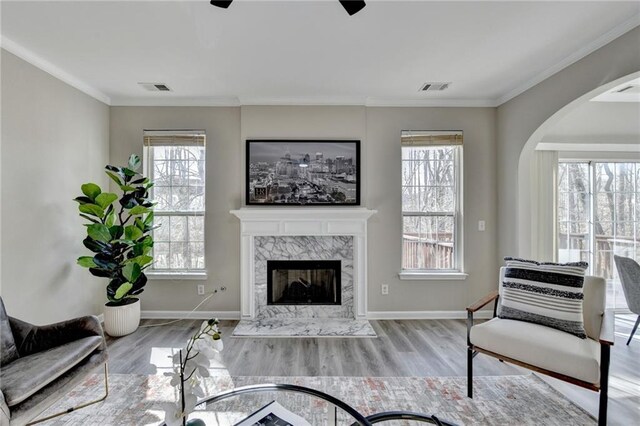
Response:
517,70,640,261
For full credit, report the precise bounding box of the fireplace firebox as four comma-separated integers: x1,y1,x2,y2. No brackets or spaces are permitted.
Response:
267,260,341,305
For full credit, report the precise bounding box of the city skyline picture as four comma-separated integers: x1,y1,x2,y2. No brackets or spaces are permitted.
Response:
246,140,360,205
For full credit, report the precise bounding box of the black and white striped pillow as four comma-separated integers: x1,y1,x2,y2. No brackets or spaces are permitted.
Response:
499,257,588,338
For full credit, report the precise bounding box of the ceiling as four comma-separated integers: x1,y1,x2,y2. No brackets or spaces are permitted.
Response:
2,0,639,106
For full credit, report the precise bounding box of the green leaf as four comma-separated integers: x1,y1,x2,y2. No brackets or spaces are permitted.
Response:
79,213,100,224
128,205,150,216
87,224,111,242
105,171,123,186
122,262,141,283
105,209,116,227
79,204,105,218
77,256,97,268
81,183,101,201
143,212,154,226
114,282,133,300
124,225,143,241
119,184,136,192
95,193,118,209
122,167,137,177
73,196,93,205
134,218,145,231
109,225,124,239
126,255,153,268
128,154,141,171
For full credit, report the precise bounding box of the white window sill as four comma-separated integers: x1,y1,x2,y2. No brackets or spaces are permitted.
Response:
398,271,468,281
146,271,208,281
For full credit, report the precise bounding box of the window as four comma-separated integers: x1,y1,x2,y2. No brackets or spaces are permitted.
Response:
401,131,463,276
143,130,206,275
558,160,639,309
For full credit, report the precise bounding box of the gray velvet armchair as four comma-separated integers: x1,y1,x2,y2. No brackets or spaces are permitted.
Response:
0,298,108,426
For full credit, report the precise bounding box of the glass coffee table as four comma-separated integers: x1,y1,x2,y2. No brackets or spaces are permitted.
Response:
182,383,456,426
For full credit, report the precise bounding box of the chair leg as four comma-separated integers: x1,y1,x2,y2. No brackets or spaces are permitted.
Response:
598,345,610,426
26,363,109,425
626,315,640,345
467,347,473,398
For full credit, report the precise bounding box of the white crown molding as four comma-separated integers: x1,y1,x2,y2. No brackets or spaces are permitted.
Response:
110,96,496,108
495,15,640,106
110,96,241,107
1,36,111,105
141,310,241,320
239,96,367,106
365,97,497,107
367,310,494,320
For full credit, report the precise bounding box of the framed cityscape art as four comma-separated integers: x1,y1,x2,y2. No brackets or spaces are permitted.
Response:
246,140,360,206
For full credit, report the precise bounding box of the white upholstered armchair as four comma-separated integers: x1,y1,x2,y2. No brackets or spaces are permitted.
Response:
466,268,614,426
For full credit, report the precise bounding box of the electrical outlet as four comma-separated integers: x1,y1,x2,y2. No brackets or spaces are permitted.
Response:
478,220,486,232
197,284,205,295
381,284,389,295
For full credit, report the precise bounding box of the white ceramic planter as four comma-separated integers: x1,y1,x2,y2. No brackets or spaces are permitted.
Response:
104,299,140,337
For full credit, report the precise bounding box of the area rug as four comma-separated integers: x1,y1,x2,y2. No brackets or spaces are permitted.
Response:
38,374,594,425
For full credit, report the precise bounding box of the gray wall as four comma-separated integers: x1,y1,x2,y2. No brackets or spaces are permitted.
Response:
109,107,242,314
110,105,498,314
497,26,640,262
1,50,110,323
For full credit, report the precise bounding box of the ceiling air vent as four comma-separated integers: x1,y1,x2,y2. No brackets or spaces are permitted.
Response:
420,82,451,92
138,82,172,92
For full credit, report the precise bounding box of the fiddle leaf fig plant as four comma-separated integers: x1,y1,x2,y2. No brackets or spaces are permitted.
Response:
75,154,156,306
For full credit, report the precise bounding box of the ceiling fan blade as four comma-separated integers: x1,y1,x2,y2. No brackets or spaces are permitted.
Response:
210,1,233,8
339,1,366,16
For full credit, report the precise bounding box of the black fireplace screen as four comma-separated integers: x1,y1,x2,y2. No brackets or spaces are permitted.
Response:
267,260,341,305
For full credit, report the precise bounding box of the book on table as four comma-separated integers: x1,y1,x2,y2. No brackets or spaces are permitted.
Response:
234,400,311,426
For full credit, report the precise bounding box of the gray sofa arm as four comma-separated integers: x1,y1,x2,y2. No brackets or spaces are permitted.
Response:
0,389,9,426
9,315,106,357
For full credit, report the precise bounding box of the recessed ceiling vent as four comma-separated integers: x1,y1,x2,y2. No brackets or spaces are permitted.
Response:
138,82,172,92
420,82,451,92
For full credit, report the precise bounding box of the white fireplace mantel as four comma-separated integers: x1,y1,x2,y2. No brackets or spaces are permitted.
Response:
230,207,377,320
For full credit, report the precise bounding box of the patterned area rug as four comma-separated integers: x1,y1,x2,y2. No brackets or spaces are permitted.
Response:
38,374,594,425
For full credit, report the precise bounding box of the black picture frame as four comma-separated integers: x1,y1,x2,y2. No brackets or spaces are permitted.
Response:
246,139,361,206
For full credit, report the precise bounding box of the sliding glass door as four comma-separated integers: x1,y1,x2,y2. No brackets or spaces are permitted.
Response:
558,161,639,310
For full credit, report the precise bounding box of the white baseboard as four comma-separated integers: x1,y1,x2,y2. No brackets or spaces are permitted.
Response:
141,310,241,320
367,310,494,320
140,310,492,321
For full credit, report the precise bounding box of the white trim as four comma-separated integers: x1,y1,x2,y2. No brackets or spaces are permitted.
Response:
398,272,468,281
111,96,496,108
111,96,241,107
365,98,496,107
141,310,241,320
0,37,111,105
537,142,640,152
367,310,493,320
496,15,640,106
146,271,208,280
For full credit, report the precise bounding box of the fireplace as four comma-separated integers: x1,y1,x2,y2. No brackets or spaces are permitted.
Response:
267,260,341,306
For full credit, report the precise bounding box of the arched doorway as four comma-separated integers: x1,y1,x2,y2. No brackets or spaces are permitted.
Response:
517,71,640,309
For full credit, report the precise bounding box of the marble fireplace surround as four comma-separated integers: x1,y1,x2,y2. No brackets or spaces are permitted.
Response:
230,208,377,336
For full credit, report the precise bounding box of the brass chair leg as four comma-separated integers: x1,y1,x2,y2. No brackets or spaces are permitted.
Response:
26,363,109,425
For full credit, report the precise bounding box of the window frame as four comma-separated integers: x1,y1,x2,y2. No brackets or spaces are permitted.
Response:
557,158,639,310
143,130,207,279
399,139,465,280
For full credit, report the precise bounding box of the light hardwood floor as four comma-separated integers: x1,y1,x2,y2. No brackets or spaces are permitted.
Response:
106,315,639,425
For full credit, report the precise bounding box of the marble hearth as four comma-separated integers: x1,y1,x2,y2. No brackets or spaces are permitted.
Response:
230,208,377,337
